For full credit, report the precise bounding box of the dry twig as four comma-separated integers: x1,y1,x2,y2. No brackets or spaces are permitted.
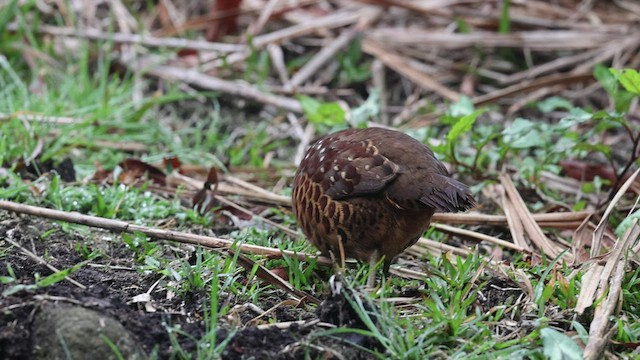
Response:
0,200,332,266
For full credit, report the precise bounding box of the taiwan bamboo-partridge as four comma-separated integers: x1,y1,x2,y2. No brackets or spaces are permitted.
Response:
292,127,475,286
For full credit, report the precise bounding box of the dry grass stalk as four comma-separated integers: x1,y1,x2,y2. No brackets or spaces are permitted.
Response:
431,223,528,253
167,171,291,206
289,27,360,88
214,195,298,237
414,237,471,257
362,39,461,101
583,220,640,360
591,168,640,257
575,169,640,358
366,29,636,50
571,214,595,265
267,44,291,85
500,173,572,261
501,183,531,252
252,7,379,48
6,23,245,53
4,235,86,289
134,62,304,113
432,211,590,228
473,73,594,106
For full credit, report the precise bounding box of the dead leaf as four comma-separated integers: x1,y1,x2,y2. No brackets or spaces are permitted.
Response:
162,156,182,172
560,159,617,183
193,167,220,214
205,0,243,41
118,158,166,186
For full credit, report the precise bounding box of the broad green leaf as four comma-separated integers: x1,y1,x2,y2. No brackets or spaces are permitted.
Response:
541,328,583,360
594,65,634,112
446,109,483,142
557,108,592,129
610,68,640,95
574,142,611,157
537,96,573,113
502,118,546,149
503,117,534,134
298,95,345,126
519,156,538,177
594,64,617,94
447,96,475,118
552,136,576,153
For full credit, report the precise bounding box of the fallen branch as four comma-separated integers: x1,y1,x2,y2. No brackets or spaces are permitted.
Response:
0,200,332,266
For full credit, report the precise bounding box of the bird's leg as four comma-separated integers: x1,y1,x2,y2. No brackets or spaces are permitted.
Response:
383,258,392,277
366,250,382,289
328,250,344,278
337,236,347,269
328,237,348,279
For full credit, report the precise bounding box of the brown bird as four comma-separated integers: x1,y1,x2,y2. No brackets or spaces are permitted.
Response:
292,127,475,286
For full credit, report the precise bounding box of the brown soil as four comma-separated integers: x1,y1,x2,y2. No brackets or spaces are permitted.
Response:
0,212,382,359
0,212,200,359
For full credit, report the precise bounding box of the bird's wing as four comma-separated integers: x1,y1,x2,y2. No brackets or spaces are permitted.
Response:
301,135,400,200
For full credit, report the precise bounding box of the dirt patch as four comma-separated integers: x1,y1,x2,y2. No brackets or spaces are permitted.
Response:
0,212,382,359
478,275,524,312
0,212,201,359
